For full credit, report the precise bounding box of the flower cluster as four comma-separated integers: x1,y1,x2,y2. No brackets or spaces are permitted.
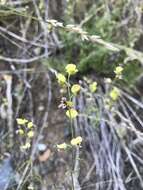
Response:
57,64,80,120
57,136,83,151
66,108,78,119
56,73,66,85
65,64,78,75
71,84,81,95
16,118,35,150
89,82,97,93
70,136,82,146
57,142,67,150
109,87,120,101
114,66,123,79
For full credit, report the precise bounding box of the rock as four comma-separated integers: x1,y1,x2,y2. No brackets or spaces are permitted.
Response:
0,156,16,190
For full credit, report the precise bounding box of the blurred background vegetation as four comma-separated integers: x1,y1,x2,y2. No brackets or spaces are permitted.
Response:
0,0,143,190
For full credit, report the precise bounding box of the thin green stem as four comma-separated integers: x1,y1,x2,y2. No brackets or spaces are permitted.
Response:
67,74,75,190
67,74,74,138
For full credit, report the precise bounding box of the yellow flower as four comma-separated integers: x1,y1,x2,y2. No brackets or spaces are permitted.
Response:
57,73,66,85
109,87,120,101
21,142,31,150
66,109,78,119
89,82,97,93
57,142,67,150
16,118,28,125
105,78,112,83
71,84,81,95
17,129,24,135
114,66,123,75
27,122,33,129
71,136,82,146
65,64,78,75
66,101,73,108
27,131,34,138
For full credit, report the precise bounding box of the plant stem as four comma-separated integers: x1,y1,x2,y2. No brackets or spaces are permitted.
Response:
67,74,75,190
67,74,74,138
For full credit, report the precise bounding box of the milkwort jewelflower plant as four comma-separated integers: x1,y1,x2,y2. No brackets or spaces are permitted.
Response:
56,64,83,189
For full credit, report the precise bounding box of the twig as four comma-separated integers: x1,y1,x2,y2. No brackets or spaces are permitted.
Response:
0,54,46,64
3,75,13,147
